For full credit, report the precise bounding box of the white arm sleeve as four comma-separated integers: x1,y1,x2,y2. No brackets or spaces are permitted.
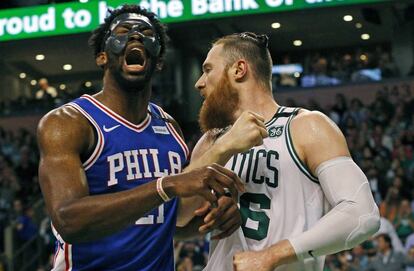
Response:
288,156,380,260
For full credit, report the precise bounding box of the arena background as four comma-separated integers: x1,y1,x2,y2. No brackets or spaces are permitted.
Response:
0,0,413,270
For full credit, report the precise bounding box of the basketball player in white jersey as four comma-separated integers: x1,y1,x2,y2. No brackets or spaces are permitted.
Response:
190,32,380,271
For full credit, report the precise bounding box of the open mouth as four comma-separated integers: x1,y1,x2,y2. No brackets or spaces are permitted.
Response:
124,47,146,73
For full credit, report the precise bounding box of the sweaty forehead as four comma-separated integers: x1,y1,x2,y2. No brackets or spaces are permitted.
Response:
204,45,226,65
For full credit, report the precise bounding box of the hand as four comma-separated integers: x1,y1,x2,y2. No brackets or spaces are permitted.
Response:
195,196,241,239
216,111,269,155
167,163,245,205
233,250,274,271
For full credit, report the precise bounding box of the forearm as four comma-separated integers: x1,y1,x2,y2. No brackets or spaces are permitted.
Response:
288,157,380,260
54,180,164,243
177,143,233,226
184,143,232,172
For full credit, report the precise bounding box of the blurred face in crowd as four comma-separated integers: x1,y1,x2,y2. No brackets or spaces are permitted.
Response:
195,44,240,132
400,199,411,215
376,235,390,253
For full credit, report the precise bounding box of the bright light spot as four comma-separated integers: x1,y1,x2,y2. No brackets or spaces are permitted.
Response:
63,64,72,71
59,84,66,90
30,80,37,86
85,81,92,87
79,0,88,2
343,15,353,22
355,23,363,29
294,72,300,78
361,33,370,40
271,22,281,29
293,40,302,47
19,73,26,79
360,54,367,61
35,54,45,61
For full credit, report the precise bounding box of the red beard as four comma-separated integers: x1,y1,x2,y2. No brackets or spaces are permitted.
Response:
198,72,240,133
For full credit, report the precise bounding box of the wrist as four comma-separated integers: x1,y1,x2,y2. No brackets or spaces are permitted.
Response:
267,239,298,269
161,175,177,198
212,138,234,161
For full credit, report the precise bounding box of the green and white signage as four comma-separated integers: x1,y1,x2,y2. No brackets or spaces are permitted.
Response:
0,0,386,42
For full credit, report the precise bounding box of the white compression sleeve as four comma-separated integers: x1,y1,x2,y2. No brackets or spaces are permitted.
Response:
288,156,380,260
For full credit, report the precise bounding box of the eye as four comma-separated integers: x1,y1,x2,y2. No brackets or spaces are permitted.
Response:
114,25,130,35
142,28,154,37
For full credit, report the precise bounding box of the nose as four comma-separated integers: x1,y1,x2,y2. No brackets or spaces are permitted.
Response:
129,26,145,42
195,76,205,91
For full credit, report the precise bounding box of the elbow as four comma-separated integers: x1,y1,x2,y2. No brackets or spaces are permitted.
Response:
347,205,381,248
53,206,88,243
368,206,381,236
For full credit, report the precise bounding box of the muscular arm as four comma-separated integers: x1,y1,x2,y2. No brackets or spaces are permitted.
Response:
234,110,380,270
38,107,166,243
39,108,242,244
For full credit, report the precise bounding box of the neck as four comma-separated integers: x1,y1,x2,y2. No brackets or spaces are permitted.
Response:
235,81,279,123
96,72,151,124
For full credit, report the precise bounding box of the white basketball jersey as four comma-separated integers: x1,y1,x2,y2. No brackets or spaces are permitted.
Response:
204,107,329,271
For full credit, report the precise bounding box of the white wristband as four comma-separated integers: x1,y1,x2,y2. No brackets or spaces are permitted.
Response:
156,177,171,202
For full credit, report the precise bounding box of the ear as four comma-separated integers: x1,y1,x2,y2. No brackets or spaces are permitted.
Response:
231,59,248,82
96,52,107,67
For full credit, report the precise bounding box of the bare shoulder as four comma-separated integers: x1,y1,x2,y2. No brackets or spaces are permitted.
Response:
289,109,350,173
37,106,93,154
290,109,343,139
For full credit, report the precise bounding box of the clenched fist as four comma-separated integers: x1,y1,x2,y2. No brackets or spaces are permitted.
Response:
216,111,269,155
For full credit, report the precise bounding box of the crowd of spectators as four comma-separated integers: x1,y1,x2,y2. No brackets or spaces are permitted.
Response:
2,44,412,118
0,79,97,117
0,79,413,270
273,45,404,89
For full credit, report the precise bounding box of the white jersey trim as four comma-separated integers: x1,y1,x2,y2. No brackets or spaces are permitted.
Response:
66,103,105,171
81,94,152,133
51,223,72,271
285,108,319,183
153,104,190,160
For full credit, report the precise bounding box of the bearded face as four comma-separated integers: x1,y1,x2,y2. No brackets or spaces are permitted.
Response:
198,70,240,133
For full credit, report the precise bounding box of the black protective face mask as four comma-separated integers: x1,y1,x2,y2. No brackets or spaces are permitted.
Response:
103,13,160,58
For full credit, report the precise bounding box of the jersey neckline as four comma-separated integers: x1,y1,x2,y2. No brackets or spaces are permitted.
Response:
265,106,285,127
81,94,152,133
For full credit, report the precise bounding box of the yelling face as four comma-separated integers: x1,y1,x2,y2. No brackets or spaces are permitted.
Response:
105,16,158,91
195,45,240,132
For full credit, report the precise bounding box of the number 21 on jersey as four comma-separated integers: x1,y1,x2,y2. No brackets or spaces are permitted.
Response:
135,204,165,225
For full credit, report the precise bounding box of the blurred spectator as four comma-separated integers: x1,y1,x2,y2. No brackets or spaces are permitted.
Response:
393,199,414,244
379,52,399,78
329,93,348,124
405,245,414,271
12,199,38,245
365,233,406,271
301,57,341,87
375,217,405,253
35,78,57,100
380,187,401,222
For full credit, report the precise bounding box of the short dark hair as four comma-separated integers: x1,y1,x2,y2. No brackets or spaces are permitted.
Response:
213,32,273,88
88,4,168,65
377,233,392,248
